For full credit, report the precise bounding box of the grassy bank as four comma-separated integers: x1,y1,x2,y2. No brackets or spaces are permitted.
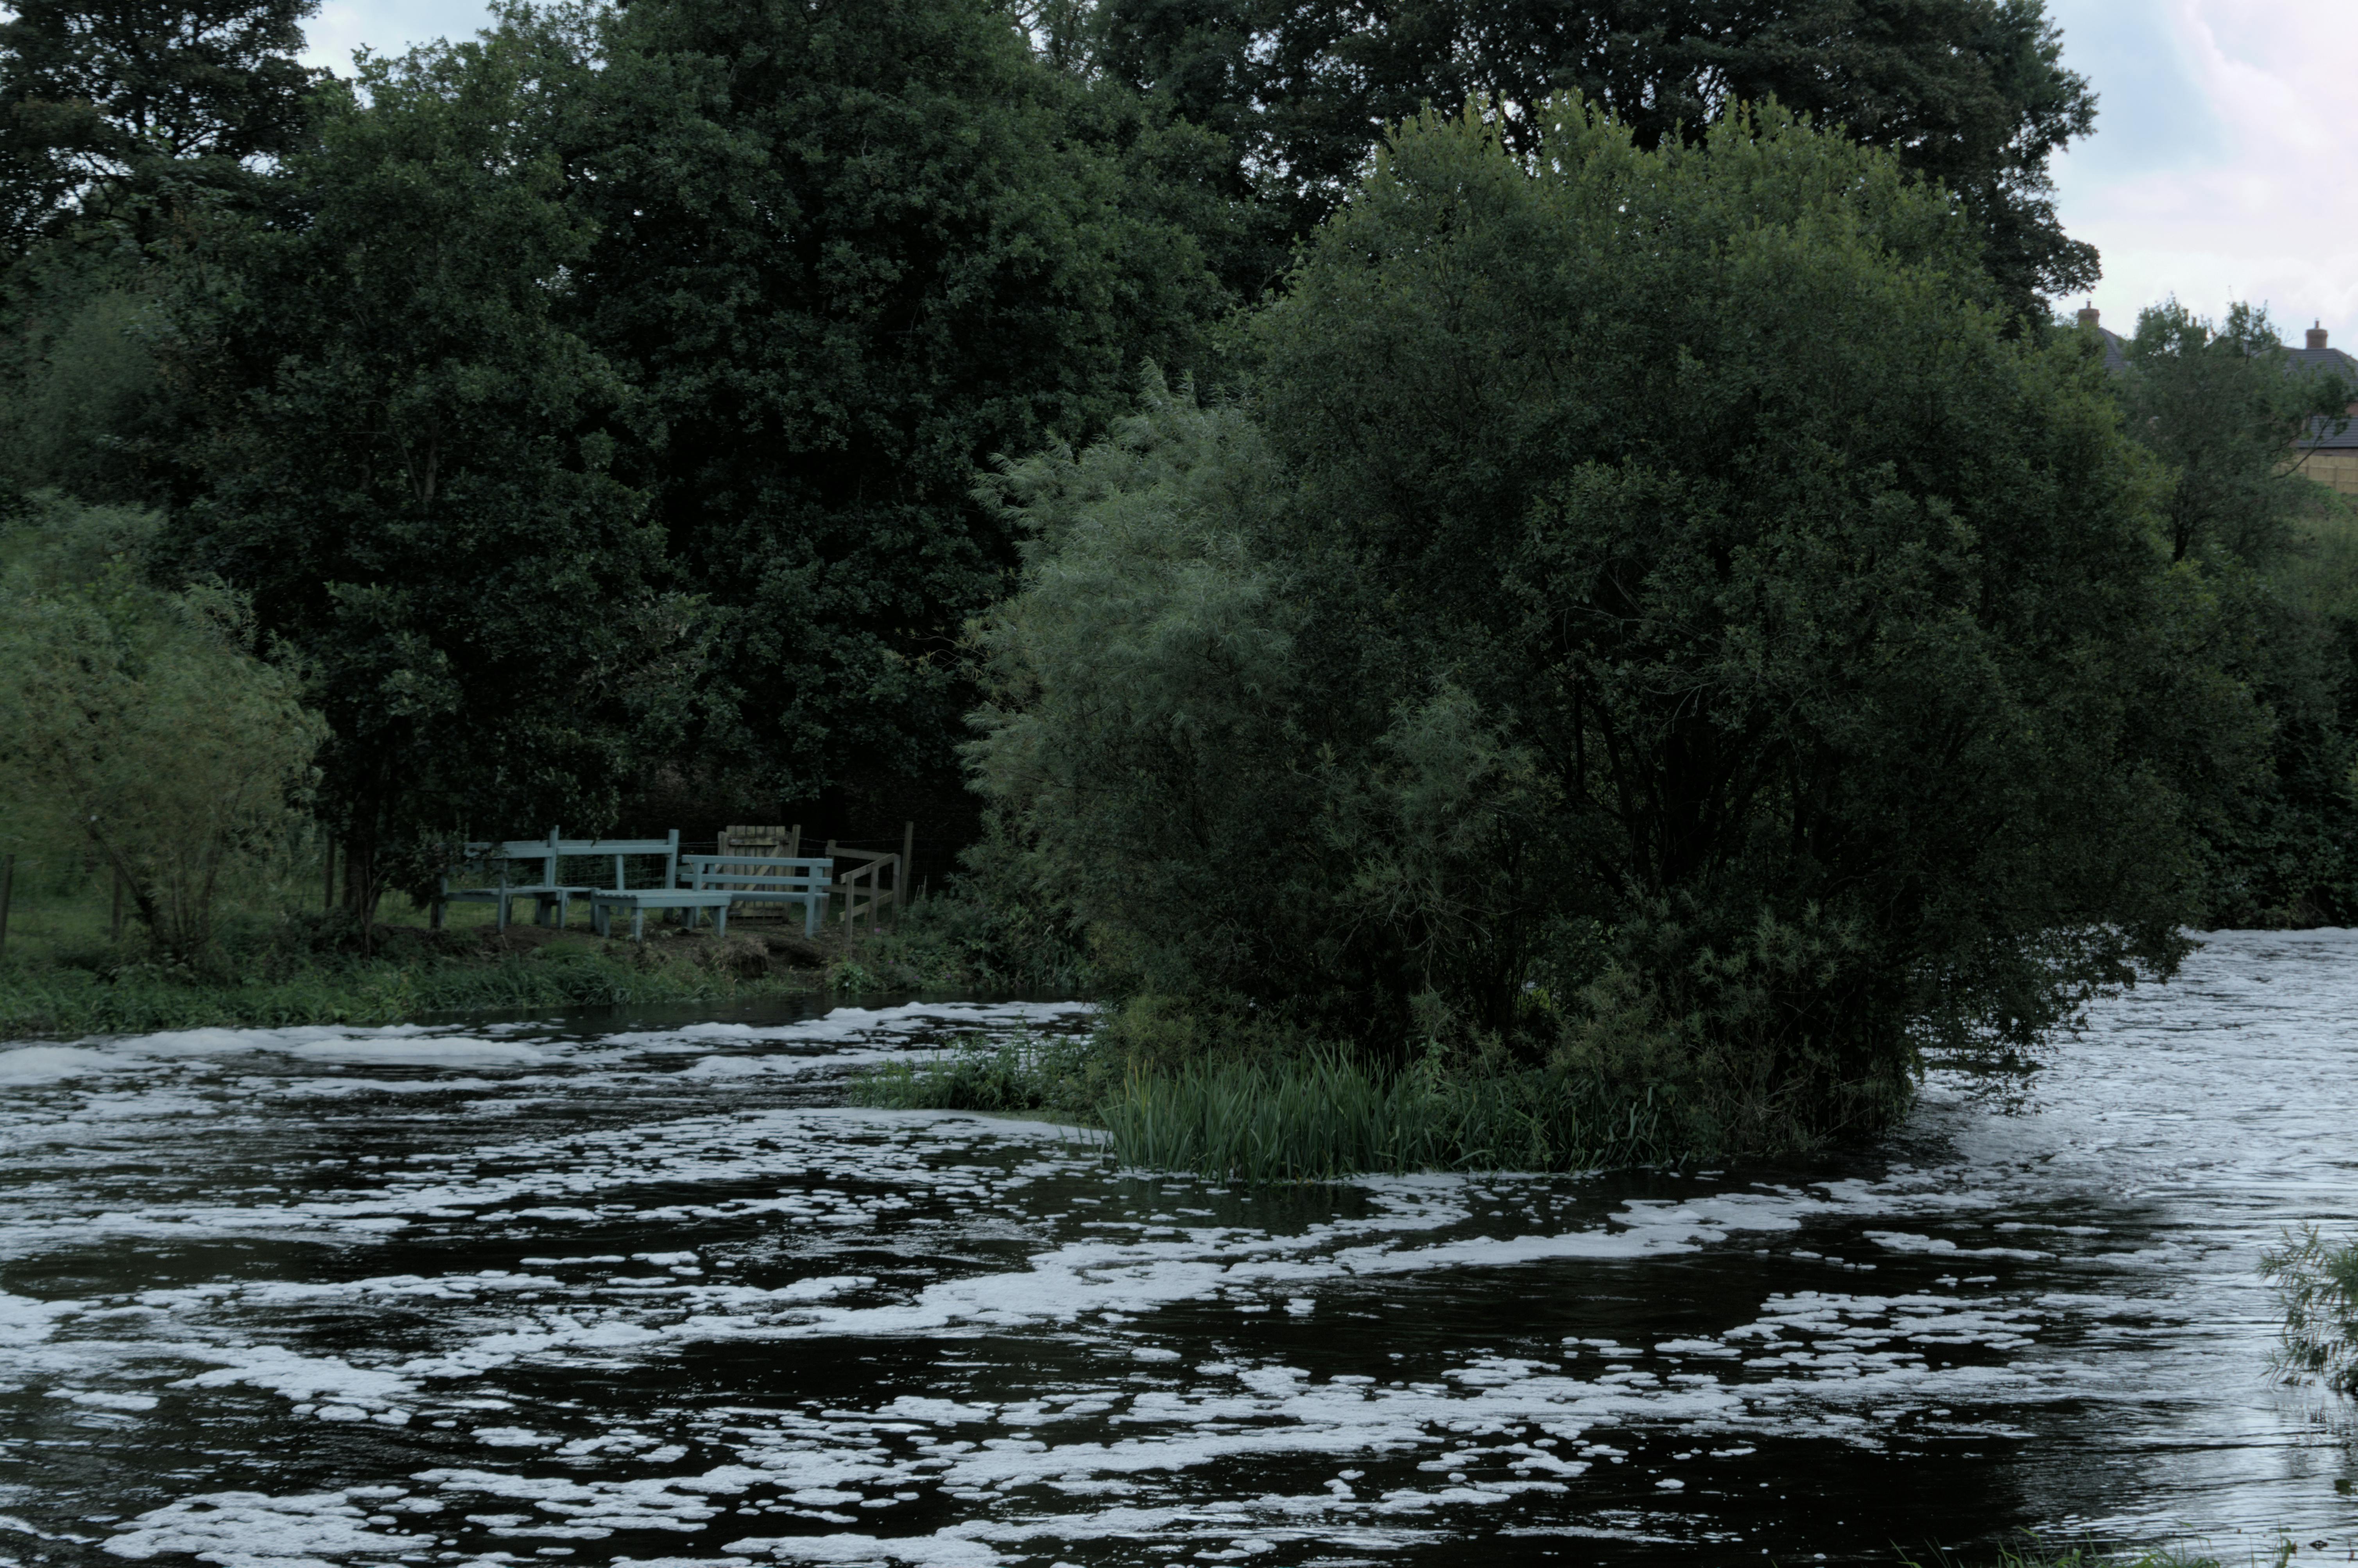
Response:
0,919,867,1037
0,845,1088,1039
848,1033,1686,1177
0,933,831,1037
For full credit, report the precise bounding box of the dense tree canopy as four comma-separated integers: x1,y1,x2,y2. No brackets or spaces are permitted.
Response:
161,35,674,911
557,0,1233,822
1088,0,2096,313
2100,302,2358,928
974,104,2254,1145
0,0,317,253
2,0,2353,1083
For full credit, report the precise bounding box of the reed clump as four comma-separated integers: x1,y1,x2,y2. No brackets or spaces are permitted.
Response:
848,1028,1684,1178
1097,1049,1675,1180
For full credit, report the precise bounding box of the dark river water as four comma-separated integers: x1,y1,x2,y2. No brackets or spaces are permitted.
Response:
3,929,2357,1566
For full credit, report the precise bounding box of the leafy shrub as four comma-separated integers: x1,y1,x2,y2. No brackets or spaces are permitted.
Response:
0,496,323,964
972,102,2256,1149
2261,1226,2358,1390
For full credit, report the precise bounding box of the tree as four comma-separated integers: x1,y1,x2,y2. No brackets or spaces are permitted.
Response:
975,103,2256,1149
2113,301,2350,566
2099,300,2358,927
556,0,1232,825
162,33,677,918
1088,0,2096,314
0,493,321,963
0,0,319,255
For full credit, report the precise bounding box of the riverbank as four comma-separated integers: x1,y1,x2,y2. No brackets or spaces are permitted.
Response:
0,869,1089,1040
0,925,842,1038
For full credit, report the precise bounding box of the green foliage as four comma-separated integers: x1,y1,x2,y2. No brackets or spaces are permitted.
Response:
2261,1225,2358,1393
0,0,319,254
1098,1047,1680,1181
1085,0,2097,313
975,103,2257,1149
847,1030,1116,1118
0,255,176,503
162,32,679,909
0,926,822,1037
0,492,322,963
860,877,1101,995
846,1021,1682,1176
2114,301,2349,567
552,0,1233,812
2095,301,2358,927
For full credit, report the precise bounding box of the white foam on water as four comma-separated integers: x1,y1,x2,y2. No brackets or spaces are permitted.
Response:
283,1038,545,1068
100,1487,438,1563
0,1045,122,1084
9,950,2358,1558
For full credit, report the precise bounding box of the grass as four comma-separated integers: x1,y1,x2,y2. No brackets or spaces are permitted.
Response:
0,830,1100,1040
847,1031,1118,1120
1098,1048,1681,1180
0,851,1000,1038
849,1035,1686,1179
0,934,824,1036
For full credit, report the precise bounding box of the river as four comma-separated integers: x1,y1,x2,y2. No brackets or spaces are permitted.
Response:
2,929,2355,1566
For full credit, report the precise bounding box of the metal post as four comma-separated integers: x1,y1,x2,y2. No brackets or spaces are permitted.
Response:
0,853,14,959
898,820,915,926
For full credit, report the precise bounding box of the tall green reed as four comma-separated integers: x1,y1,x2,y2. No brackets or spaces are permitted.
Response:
1097,1049,1681,1181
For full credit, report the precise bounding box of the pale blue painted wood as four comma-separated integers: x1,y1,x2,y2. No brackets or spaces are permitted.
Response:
587,888,734,941
679,856,835,938
435,829,685,933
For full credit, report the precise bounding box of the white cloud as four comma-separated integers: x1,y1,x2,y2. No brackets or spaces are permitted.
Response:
2050,0,2358,345
299,0,495,74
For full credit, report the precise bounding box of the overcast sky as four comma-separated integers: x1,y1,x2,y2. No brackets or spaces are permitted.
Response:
300,0,2352,346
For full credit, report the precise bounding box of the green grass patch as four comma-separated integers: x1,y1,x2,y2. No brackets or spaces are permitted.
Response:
1098,1049,1679,1181
0,936,827,1037
848,1033,1683,1179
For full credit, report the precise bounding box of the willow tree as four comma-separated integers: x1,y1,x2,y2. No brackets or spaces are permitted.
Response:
975,102,2256,1149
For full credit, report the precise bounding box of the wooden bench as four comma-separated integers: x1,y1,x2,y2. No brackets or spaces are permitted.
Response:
434,831,684,934
588,886,735,941
678,856,835,938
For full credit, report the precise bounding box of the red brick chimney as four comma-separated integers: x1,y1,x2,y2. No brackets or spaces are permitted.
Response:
2077,303,2101,329
2309,321,2329,350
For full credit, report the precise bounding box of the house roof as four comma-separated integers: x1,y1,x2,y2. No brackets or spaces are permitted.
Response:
2077,310,2358,451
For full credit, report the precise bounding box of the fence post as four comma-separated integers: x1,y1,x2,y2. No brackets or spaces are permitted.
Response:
0,853,13,959
825,839,838,925
898,820,915,927
111,864,124,942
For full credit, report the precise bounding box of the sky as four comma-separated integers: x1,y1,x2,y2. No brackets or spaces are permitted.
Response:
300,0,2354,346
